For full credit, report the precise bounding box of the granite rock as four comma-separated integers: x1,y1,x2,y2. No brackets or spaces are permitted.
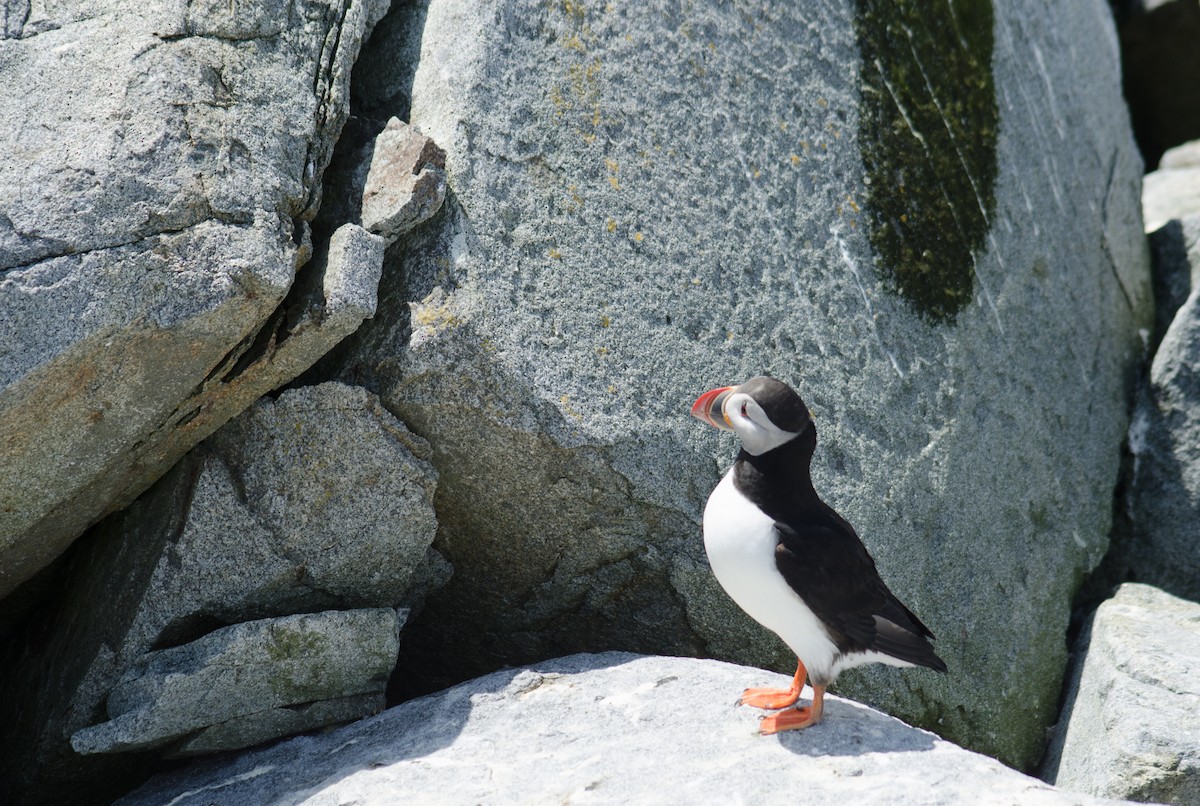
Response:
322,0,1151,769
1104,159,1200,598
121,653,1119,806
0,382,441,805
71,608,402,756
1043,584,1200,804
318,116,447,244
0,0,390,600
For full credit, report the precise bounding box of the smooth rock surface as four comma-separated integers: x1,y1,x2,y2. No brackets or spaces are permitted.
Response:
1142,168,1200,232
1043,584,1200,804
324,0,1150,769
0,0,389,600
1159,140,1200,170
121,653,1118,806
0,382,441,805
72,608,402,756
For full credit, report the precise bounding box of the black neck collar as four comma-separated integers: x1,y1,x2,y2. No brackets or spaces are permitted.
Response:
732,423,820,518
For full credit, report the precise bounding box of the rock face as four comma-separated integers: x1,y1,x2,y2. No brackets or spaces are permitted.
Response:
1104,145,1200,600
0,383,442,805
120,653,1115,806
321,0,1151,769
0,0,391,601
1043,584,1200,804
71,608,402,757
317,116,448,243
1142,146,1200,233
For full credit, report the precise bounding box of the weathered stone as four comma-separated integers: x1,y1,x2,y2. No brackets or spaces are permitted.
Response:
1043,584,1200,804
0,382,440,804
1102,155,1200,599
0,0,390,600
320,0,1151,769
1107,273,1200,600
319,116,448,244
1142,168,1200,232
121,653,1119,806
168,693,382,759
71,609,401,756
1144,217,1200,349
1158,139,1200,170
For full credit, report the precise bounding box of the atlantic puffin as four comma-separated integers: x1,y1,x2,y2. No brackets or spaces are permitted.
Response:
691,376,946,733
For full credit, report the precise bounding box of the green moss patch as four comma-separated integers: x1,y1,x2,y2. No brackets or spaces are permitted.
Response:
855,0,998,324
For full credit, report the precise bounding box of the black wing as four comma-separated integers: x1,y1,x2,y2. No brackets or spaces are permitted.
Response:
774,512,947,672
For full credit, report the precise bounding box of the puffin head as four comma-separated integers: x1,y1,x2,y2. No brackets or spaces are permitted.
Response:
691,375,812,456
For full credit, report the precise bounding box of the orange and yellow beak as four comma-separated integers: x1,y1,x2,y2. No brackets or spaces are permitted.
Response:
690,386,736,431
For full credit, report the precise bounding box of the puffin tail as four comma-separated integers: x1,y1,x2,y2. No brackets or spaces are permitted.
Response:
873,615,948,673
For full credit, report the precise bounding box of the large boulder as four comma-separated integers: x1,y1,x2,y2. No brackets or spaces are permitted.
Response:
0,0,391,601
1042,584,1200,804
120,653,1116,805
318,0,1151,770
0,382,442,805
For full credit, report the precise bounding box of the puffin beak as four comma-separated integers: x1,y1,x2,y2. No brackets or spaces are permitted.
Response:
691,386,736,431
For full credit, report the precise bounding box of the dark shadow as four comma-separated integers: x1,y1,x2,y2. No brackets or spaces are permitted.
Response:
1118,1,1200,169
772,696,938,758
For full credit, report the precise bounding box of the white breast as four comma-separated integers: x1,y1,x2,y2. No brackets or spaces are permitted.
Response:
702,470,841,683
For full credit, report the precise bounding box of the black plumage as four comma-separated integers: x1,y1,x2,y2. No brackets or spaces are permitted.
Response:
731,388,946,681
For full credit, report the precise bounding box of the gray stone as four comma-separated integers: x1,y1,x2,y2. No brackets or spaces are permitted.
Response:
1043,584,1200,804
120,653,1119,806
71,608,401,756
319,117,448,244
1144,217,1200,348
1143,168,1200,232
0,0,390,600
0,382,440,804
1158,140,1200,170
167,693,382,759
321,0,1151,770
1108,247,1200,600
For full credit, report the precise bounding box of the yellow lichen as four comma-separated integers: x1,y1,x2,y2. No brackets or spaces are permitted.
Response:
413,302,463,332
559,394,584,422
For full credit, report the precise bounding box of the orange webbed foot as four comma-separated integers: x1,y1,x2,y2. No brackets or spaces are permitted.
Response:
736,658,806,710
758,705,819,734
737,686,801,710
757,684,826,735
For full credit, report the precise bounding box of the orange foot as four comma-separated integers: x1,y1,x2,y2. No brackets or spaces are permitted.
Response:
757,684,825,735
737,659,806,710
738,686,801,710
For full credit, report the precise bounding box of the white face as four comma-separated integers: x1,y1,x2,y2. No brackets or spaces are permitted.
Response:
723,392,800,455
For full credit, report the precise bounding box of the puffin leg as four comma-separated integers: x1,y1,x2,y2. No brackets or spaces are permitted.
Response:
758,684,826,734
737,659,806,710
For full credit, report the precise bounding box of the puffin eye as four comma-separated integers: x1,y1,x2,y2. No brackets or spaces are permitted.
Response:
740,402,749,418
